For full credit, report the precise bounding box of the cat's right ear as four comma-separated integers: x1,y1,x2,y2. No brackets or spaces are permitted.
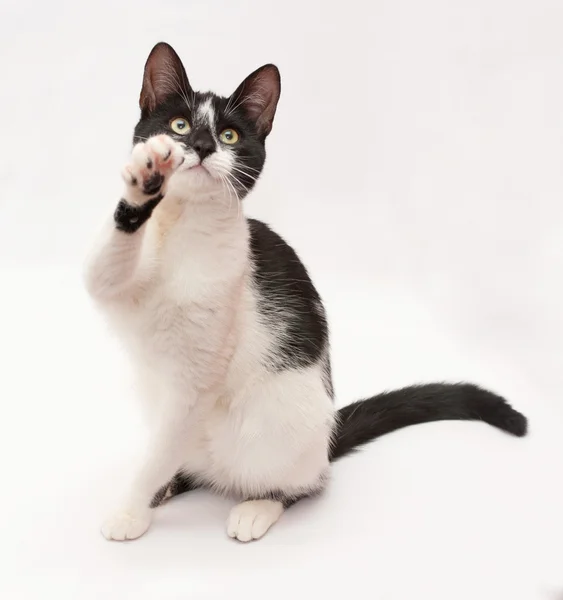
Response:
139,42,192,114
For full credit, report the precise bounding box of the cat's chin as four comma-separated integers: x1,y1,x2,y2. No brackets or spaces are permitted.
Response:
168,166,223,198
178,162,213,182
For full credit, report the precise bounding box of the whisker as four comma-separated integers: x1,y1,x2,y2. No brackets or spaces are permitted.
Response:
237,164,261,174
230,165,259,183
225,173,246,221
225,175,242,219
219,172,235,215
228,171,251,193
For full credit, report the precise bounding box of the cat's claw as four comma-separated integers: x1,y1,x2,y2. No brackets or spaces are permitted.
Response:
101,507,152,541
121,135,184,205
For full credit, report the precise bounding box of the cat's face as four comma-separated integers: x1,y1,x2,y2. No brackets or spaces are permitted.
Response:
133,43,280,202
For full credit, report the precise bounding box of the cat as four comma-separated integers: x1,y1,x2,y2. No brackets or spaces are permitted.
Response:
84,42,527,543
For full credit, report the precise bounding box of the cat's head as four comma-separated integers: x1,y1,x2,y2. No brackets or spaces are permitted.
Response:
133,42,280,201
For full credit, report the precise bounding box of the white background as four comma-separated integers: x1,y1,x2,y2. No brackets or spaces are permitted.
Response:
1,0,562,598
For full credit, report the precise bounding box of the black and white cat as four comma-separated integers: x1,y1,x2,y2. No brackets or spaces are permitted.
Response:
84,42,527,543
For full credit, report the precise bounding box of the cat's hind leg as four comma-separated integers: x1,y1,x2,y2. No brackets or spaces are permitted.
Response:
151,472,201,508
226,487,325,542
216,366,334,542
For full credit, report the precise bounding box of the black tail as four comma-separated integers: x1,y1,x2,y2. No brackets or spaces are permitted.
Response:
329,383,528,462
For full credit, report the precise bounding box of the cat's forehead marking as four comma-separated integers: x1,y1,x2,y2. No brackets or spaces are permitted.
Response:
197,98,216,129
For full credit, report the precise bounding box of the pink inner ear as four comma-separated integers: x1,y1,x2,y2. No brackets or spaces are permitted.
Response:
140,43,190,113
235,65,280,136
244,81,271,116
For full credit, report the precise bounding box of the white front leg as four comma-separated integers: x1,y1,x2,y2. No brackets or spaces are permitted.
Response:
84,135,185,302
101,407,192,541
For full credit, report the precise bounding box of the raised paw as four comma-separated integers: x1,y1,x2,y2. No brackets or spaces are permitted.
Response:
101,507,152,541
227,500,284,543
121,135,185,205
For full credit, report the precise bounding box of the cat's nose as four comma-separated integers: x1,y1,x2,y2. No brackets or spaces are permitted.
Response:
192,130,215,161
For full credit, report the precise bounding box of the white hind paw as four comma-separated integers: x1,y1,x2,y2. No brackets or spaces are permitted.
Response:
227,500,284,542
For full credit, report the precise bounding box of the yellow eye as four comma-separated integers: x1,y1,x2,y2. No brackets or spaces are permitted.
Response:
219,129,239,144
170,117,190,135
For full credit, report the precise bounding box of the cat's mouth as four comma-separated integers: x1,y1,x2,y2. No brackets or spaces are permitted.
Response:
178,157,212,179
180,154,211,174
188,164,209,174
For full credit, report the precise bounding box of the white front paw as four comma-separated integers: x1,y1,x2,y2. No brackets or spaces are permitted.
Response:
101,507,152,541
121,135,185,206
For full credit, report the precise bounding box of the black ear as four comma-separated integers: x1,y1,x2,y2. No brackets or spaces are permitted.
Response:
229,64,281,137
139,42,192,114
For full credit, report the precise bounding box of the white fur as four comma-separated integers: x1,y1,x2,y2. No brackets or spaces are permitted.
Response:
197,99,216,134
85,135,334,542
101,507,151,541
227,500,284,542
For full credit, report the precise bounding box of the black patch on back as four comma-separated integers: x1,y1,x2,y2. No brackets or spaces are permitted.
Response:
321,358,334,399
247,218,330,373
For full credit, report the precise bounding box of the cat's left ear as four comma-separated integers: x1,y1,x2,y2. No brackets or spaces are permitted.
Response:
230,65,281,137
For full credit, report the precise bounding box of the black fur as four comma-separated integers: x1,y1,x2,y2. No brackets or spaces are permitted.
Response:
114,195,163,233
248,219,330,371
151,472,200,508
330,383,528,461
253,488,324,509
